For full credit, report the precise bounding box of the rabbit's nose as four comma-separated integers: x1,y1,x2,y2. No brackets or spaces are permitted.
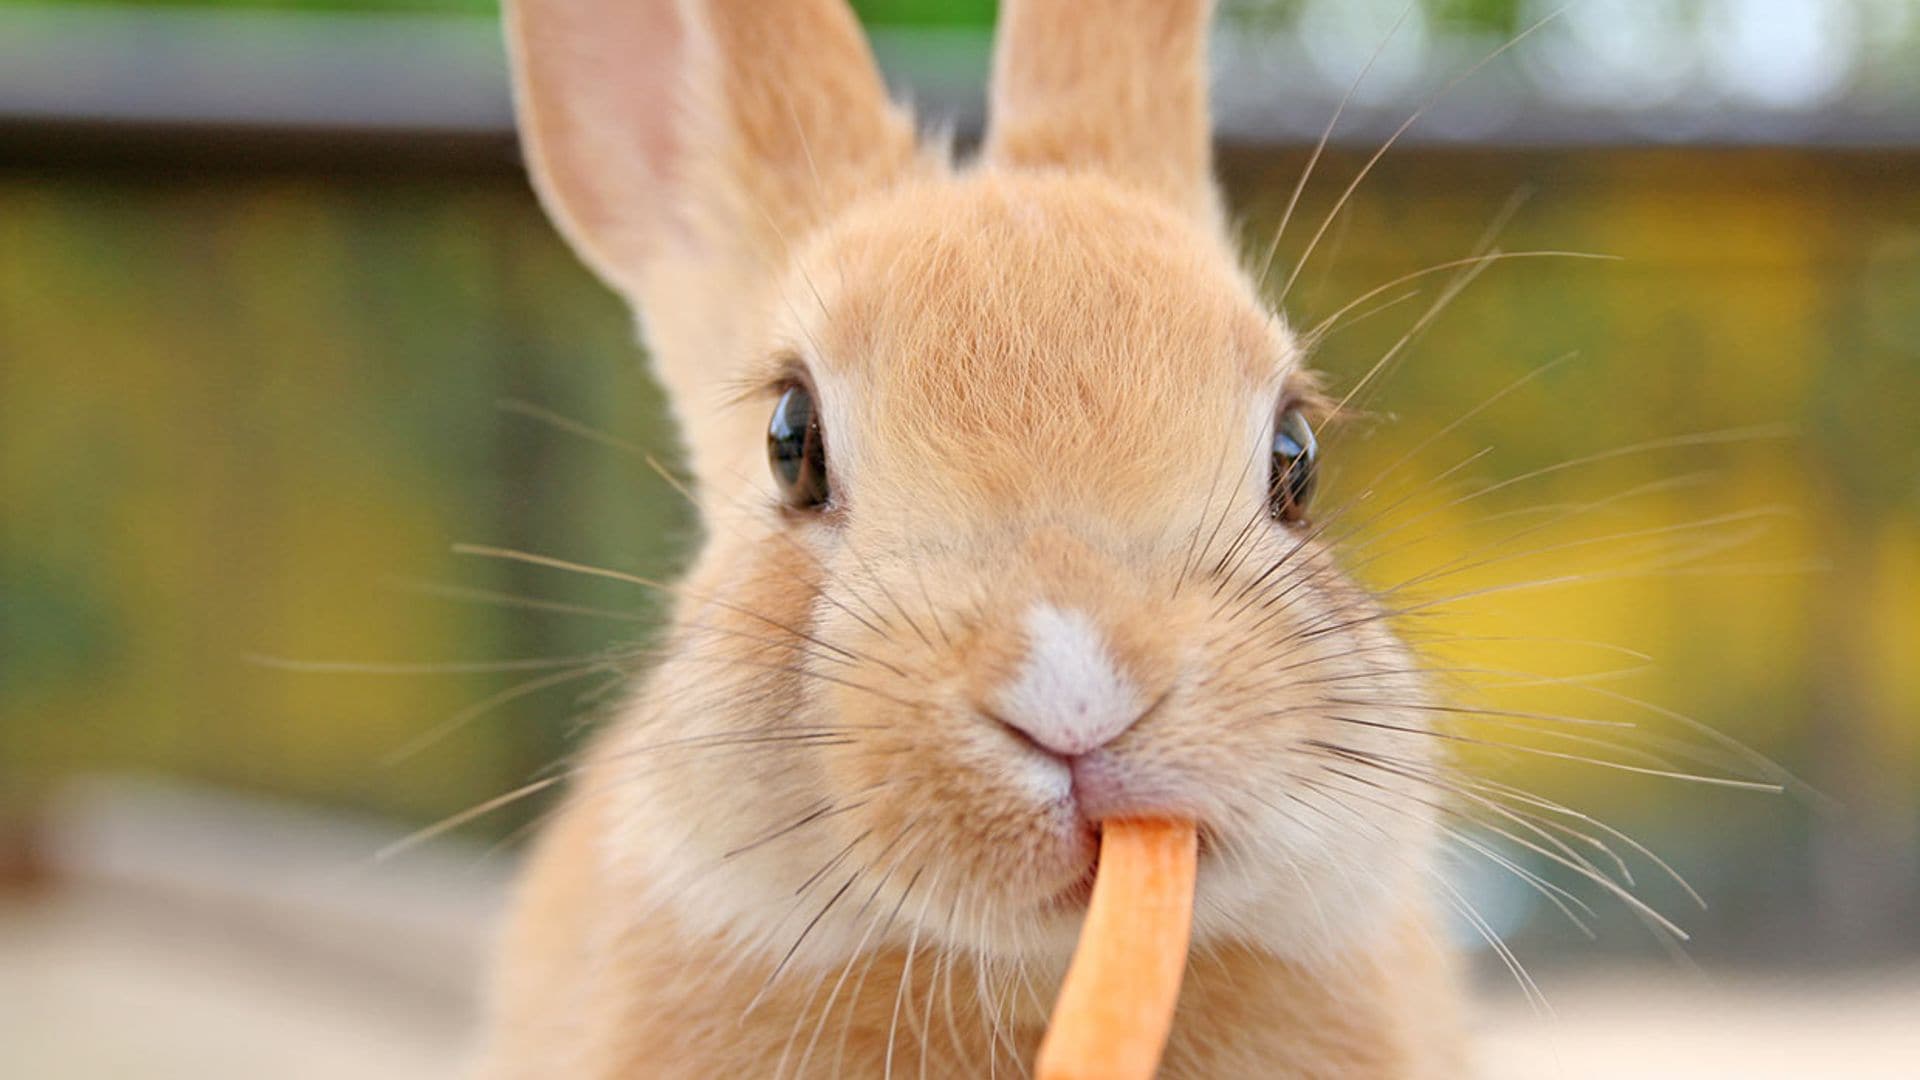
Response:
988,602,1148,758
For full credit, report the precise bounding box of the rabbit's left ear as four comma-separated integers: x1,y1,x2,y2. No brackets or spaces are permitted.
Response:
984,0,1220,226
503,0,914,315
503,0,916,477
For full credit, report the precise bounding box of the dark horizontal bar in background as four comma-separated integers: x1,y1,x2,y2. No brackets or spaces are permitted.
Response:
3,3,1920,170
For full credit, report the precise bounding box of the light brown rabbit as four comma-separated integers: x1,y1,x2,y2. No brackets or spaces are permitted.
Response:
481,1,1466,1075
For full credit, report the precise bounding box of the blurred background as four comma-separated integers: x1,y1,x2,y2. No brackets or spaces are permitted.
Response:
2,0,1917,1076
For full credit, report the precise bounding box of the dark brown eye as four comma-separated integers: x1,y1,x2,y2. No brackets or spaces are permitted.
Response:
768,383,829,510
1269,404,1318,524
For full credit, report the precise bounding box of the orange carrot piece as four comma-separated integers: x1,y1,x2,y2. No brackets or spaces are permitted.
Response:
1035,818,1199,1080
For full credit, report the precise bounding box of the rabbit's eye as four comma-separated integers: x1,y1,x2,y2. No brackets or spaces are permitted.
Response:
1268,405,1318,524
768,383,830,510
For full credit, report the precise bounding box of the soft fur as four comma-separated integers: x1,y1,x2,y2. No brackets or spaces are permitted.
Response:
481,1,1466,1076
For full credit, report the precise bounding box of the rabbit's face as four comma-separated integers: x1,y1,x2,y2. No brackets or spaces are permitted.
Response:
510,0,1438,976
615,171,1437,970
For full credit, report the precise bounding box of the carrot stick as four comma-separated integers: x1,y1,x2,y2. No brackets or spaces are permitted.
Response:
1035,818,1199,1080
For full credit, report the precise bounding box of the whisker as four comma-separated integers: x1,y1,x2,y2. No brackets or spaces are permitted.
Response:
1435,866,1553,1017
1322,756,1690,941
496,396,651,457
380,664,613,767
1252,0,1418,289
245,653,604,675
1318,745,1629,890
1453,771,1708,909
1216,351,1590,633
1377,507,1789,601
1332,470,1725,591
1277,2,1574,305
834,857,930,1077
885,865,943,1080
1345,749,1644,892
391,578,653,623
725,799,870,861
745,839,874,1019
1305,287,1423,348
790,826,926,1079
453,542,909,678
374,775,565,862
680,457,908,646
1311,717,1783,792
1302,250,1617,348
1215,444,1495,621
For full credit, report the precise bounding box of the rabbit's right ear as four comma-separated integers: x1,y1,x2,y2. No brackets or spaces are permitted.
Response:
503,0,915,439
985,0,1219,227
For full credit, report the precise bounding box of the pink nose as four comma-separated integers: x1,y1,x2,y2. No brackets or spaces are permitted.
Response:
990,604,1148,757
988,719,1169,822
997,699,1144,758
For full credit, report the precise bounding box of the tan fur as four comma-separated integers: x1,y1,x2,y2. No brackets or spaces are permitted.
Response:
987,0,1222,228
483,1,1468,1076
490,781,1461,1078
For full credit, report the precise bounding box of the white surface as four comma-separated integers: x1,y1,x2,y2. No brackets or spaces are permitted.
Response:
1478,968,1920,1079
8,888,1920,1079
0,891,470,1080
4,778,1916,1078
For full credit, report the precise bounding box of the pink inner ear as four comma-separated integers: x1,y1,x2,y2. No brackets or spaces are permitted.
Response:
510,0,694,289
622,0,686,227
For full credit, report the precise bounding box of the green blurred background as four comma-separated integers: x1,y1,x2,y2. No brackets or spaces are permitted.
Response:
2,0,1918,978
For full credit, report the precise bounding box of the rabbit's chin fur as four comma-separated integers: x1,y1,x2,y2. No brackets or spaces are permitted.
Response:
483,1,1469,1076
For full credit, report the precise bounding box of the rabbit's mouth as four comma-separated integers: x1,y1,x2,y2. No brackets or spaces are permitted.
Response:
1044,822,1220,917
1064,744,1198,824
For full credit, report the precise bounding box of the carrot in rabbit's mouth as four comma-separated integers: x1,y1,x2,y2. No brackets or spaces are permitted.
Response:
1035,817,1199,1080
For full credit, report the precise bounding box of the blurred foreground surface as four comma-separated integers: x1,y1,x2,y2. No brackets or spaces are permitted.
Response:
3,781,1917,1079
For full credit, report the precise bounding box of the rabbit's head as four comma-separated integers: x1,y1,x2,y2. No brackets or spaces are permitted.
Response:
506,0,1436,969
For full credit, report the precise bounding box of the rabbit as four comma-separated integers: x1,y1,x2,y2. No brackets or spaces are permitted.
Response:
479,0,1467,1076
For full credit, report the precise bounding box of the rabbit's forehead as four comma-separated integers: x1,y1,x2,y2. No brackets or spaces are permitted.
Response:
804,174,1283,385
790,174,1291,523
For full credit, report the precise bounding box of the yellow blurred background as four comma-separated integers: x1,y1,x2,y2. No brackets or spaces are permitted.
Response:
2,1,1918,1076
